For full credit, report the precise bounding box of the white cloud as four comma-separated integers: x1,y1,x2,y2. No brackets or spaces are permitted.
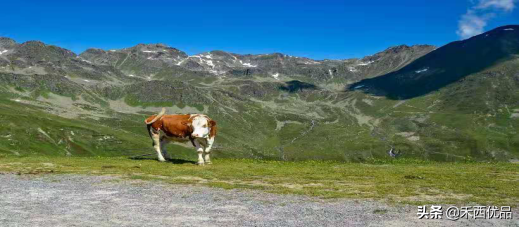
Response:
456,10,491,39
476,0,515,11
456,0,517,39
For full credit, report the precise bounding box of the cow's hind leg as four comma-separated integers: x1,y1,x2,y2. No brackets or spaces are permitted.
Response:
152,133,166,162
160,140,170,161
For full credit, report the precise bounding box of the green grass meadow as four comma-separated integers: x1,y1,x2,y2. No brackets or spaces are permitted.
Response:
0,155,517,207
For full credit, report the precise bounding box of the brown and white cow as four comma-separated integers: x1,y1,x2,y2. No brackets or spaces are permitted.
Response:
144,108,217,165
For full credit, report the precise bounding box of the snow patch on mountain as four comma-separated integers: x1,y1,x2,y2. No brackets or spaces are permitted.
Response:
301,59,320,65
241,61,257,67
176,58,188,66
415,68,429,73
76,57,92,64
357,60,374,66
209,69,226,75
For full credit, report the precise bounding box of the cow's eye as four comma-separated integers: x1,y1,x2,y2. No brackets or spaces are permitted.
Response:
203,124,207,128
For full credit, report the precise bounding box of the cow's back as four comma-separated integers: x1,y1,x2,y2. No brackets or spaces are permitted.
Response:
158,114,192,138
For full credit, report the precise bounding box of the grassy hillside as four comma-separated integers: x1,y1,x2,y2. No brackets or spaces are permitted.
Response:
0,58,517,162
0,98,197,157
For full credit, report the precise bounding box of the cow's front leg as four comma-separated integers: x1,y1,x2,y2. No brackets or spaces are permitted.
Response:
152,134,166,162
194,140,205,166
160,140,170,161
204,137,215,164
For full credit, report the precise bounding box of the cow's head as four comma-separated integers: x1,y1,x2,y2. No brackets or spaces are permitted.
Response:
188,115,215,139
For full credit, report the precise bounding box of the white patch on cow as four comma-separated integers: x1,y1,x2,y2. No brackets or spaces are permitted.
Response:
415,68,428,73
190,115,211,139
194,140,205,165
152,133,166,162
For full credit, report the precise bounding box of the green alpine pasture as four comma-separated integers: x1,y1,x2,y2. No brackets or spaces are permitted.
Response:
0,156,517,207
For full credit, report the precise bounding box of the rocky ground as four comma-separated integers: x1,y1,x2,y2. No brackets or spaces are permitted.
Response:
0,174,517,227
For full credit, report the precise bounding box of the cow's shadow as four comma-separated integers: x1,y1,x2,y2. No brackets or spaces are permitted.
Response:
129,156,197,165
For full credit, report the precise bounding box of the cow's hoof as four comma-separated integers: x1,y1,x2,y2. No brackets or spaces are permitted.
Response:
197,162,205,166
205,162,212,165
158,158,166,162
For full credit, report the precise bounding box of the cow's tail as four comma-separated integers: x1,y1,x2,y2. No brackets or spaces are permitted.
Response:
146,123,155,146
145,108,166,125
145,108,166,146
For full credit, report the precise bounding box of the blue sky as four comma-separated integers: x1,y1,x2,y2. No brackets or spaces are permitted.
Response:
0,0,518,59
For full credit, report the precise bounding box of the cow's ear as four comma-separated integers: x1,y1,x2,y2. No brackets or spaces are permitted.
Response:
209,120,216,127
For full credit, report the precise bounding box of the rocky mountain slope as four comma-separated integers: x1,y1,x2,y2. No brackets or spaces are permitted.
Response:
78,42,434,84
351,25,519,99
0,26,517,162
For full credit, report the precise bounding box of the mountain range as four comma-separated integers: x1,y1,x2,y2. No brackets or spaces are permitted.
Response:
0,25,517,162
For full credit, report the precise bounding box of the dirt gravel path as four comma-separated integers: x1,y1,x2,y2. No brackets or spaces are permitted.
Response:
0,174,517,227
